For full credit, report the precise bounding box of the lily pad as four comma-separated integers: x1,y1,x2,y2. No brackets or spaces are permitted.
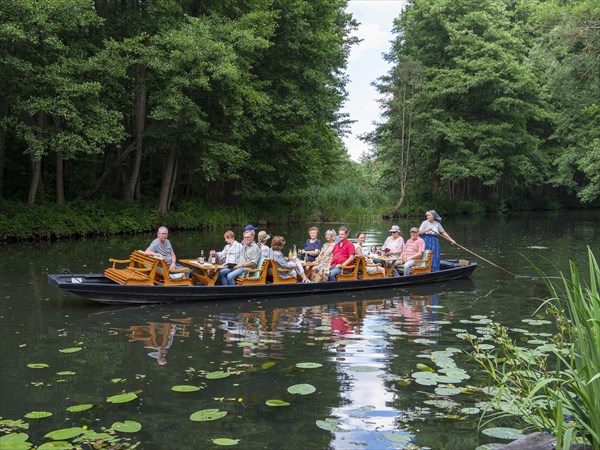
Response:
315,418,348,432
24,411,52,419
44,427,84,440
416,363,434,372
106,392,137,404
384,433,413,445
482,427,526,440
66,404,94,413
434,387,463,396
111,420,142,433
261,362,276,369
287,384,316,395
296,362,322,369
461,407,481,415
265,399,290,407
38,442,73,450
0,433,30,446
190,409,228,421
171,385,202,392
59,347,82,354
212,438,239,446
26,363,49,369
423,399,459,409
56,371,76,376
206,371,231,379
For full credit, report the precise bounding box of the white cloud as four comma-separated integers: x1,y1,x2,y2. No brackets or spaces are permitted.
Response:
342,0,407,160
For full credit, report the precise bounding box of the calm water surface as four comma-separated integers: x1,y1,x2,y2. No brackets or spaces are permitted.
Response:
1,211,598,449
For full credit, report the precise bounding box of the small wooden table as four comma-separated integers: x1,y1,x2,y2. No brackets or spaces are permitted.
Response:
370,254,402,277
180,260,225,286
301,261,319,279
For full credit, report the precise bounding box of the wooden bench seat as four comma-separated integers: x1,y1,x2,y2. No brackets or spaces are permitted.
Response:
336,257,360,281
236,258,270,285
104,250,159,285
154,258,193,286
268,260,299,284
410,249,433,275
359,256,384,279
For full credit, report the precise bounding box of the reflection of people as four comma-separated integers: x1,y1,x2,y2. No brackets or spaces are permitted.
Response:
418,210,455,272
145,226,181,270
146,324,177,365
400,228,426,275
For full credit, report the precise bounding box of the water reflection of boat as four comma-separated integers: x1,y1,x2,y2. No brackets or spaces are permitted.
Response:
48,260,477,306
87,279,476,321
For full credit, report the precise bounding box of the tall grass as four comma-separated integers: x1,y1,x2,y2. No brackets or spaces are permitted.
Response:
471,249,600,449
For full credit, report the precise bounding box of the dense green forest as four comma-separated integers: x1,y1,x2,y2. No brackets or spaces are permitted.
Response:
0,0,598,240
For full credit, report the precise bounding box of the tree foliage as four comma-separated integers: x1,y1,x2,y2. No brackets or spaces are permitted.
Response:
368,0,599,210
0,0,356,210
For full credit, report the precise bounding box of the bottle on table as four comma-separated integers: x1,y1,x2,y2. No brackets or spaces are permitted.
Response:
199,250,205,264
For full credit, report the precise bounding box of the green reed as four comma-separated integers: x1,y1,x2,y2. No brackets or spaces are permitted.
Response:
471,248,600,449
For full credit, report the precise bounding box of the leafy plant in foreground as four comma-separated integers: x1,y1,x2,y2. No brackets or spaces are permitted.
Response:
470,248,600,449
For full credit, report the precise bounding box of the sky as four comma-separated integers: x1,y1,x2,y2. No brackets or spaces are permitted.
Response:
342,0,407,161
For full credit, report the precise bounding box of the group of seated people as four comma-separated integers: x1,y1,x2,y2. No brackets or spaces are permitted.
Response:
144,224,428,285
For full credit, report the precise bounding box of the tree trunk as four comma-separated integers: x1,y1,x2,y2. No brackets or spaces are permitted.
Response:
124,63,146,202
55,150,65,205
0,101,7,199
157,146,177,214
27,112,47,205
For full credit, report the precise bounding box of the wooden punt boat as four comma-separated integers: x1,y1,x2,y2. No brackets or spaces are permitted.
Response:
48,259,477,306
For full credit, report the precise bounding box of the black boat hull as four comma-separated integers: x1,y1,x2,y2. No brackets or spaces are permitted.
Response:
48,259,477,305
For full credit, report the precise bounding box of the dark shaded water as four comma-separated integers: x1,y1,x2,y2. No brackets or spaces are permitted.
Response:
1,211,598,449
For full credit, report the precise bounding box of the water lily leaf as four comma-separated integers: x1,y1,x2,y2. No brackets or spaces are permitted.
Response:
384,433,413,445
237,342,255,347
212,438,239,446
24,411,52,419
0,433,29,444
315,325,331,331
287,384,316,395
522,319,551,326
66,404,94,413
190,409,227,421
413,338,436,345
111,378,124,383
423,399,459,409
477,344,495,351
0,419,29,430
461,407,481,415
296,362,322,369
475,445,506,450
315,418,348,432
111,420,142,433
347,366,378,372
56,371,76,376
171,385,202,392
414,377,438,386
106,392,137,403
482,427,525,440
38,442,72,449
261,362,276,369
265,399,290,407
206,371,231,379
526,339,546,345
44,427,84,440
416,363,434,372
471,315,488,320
434,387,463,396
27,363,48,369
313,336,330,341
58,347,82,354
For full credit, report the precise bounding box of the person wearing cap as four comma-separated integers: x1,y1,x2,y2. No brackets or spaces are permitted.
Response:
300,227,322,262
257,230,273,259
399,227,426,275
418,210,455,272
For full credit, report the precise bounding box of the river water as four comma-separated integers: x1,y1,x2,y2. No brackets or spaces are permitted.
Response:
0,211,598,449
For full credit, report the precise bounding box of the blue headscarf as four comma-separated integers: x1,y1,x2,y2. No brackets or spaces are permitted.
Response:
427,210,442,222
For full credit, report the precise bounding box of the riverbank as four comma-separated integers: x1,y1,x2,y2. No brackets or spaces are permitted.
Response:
1,196,598,242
